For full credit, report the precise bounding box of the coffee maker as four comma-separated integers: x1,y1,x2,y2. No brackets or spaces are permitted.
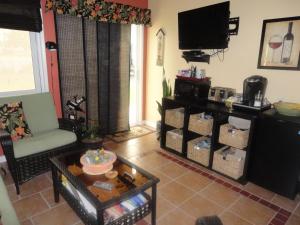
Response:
243,75,268,106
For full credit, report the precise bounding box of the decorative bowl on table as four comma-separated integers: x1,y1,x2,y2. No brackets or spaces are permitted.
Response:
273,101,300,117
80,149,117,175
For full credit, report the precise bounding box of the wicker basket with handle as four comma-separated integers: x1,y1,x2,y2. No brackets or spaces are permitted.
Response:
212,146,246,180
166,129,183,153
219,124,249,149
165,108,184,128
187,136,211,166
188,113,213,136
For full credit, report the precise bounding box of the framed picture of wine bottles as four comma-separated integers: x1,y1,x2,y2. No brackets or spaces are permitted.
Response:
257,16,300,70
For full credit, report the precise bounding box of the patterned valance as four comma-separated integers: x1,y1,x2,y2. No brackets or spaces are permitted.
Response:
45,0,151,26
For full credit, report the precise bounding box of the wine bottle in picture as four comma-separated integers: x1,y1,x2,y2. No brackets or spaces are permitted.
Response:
281,22,294,64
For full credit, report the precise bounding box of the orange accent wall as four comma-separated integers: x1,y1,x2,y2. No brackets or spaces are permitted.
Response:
41,0,62,118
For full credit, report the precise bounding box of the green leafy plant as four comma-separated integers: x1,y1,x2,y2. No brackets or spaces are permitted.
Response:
84,119,101,139
156,73,172,116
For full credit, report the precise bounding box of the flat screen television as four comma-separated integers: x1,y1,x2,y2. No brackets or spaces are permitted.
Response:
178,1,230,50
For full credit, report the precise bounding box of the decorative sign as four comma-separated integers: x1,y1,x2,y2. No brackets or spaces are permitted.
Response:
156,28,165,66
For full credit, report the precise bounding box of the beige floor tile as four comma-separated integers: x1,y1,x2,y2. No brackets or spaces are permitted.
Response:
200,182,240,208
13,193,49,221
40,188,65,207
180,195,223,218
20,219,34,225
175,170,212,192
115,144,147,158
212,172,244,188
294,203,300,216
286,214,300,225
138,152,170,170
230,197,275,225
271,194,300,211
19,174,52,198
159,162,188,178
160,181,194,205
32,203,80,225
244,182,275,201
156,197,174,219
147,169,172,188
157,209,196,225
220,211,252,225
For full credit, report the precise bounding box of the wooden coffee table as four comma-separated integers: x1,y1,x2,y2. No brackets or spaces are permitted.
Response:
50,147,159,225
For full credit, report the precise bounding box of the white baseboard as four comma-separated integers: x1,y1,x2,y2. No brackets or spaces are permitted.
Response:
142,120,157,129
0,155,6,163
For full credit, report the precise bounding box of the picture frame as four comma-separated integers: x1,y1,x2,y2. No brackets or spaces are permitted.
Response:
257,16,300,70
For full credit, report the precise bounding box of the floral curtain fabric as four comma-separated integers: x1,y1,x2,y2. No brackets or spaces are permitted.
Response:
45,0,151,26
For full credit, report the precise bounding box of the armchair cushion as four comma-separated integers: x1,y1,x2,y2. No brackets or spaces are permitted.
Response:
0,93,59,134
0,101,32,141
13,129,77,158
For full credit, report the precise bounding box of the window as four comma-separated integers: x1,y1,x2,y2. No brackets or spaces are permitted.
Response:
0,28,48,97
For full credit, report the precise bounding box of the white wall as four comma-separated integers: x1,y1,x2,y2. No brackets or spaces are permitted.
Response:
146,0,300,122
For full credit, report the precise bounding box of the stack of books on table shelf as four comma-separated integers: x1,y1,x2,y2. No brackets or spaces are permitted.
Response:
104,194,149,224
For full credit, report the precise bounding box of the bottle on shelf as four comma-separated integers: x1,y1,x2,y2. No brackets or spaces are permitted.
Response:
281,22,294,64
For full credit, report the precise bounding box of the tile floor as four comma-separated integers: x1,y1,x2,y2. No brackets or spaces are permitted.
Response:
1,132,300,225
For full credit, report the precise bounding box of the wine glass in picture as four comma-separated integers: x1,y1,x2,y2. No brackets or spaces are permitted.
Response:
268,35,283,63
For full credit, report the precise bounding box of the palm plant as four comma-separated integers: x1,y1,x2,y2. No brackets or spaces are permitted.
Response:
156,69,172,116
156,78,172,115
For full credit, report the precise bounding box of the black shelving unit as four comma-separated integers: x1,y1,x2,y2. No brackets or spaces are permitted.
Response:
161,96,258,184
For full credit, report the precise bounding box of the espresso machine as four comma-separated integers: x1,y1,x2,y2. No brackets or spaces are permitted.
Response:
243,76,267,106
233,75,271,111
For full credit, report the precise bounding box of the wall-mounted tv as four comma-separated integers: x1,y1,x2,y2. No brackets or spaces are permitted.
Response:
178,1,230,50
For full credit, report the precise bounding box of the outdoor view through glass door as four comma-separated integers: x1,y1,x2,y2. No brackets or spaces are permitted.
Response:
129,25,144,126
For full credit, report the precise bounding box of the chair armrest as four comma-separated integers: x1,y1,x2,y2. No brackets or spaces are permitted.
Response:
0,129,10,140
0,129,12,148
58,118,82,139
0,129,16,161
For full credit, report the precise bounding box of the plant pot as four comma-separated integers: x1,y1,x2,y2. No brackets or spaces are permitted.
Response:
81,136,103,149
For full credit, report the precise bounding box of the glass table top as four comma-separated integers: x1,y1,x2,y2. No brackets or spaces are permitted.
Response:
53,149,157,203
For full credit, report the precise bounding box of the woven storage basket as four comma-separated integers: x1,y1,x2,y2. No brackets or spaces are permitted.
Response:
188,113,213,136
219,124,249,149
165,108,184,128
187,136,211,166
212,147,246,180
166,129,183,153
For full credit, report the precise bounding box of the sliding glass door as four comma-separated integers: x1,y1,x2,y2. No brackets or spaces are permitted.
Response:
130,25,144,126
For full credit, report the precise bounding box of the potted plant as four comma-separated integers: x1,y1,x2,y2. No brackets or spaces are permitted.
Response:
156,69,172,139
81,120,103,149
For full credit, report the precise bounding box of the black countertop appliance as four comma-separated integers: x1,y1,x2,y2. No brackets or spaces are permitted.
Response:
243,75,268,106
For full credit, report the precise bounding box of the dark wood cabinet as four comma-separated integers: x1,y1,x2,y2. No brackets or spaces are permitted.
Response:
248,109,300,199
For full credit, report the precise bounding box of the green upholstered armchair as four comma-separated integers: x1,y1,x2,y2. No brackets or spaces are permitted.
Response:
0,93,79,194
